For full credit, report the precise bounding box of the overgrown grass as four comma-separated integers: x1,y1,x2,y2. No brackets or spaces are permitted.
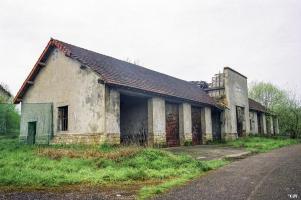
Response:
0,137,228,199
226,135,300,153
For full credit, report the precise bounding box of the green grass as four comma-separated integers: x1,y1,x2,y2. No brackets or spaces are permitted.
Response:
0,136,228,199
226,135,300,153
2,135,295,199
138,159,228,199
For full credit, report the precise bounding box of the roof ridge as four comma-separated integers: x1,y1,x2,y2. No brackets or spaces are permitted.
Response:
14,38,216,106
53,38,205,90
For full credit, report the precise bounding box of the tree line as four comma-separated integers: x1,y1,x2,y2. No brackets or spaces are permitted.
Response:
0,84,20,135
249,82,301,138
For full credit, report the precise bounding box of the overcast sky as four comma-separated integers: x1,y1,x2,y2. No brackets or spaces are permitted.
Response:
0,0,300,96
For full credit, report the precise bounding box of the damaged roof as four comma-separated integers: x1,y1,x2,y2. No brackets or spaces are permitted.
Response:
14,38,216,107
248,98,266,113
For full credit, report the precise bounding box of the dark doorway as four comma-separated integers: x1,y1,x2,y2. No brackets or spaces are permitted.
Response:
120,94,148,146
236,106,245,137
191,106,202,145
58,106,68,131
212,109,222,141
165,102,180,147
27,121,37,144
257,113,262,134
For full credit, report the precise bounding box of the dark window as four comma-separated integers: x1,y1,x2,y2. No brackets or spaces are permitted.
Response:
58,106,68,131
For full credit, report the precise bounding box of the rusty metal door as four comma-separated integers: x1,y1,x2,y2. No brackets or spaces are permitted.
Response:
165,103,180,147
191,107,202,145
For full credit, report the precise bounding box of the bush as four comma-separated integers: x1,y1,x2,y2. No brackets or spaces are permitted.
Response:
0,104,20,135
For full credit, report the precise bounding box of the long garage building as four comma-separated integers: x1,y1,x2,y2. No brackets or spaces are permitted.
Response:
14,39,279,146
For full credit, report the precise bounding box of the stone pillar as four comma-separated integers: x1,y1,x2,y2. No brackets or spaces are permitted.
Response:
179,103,192,145
249,111,259,134
221,109,236,140
274,117,279,134
267,115,274,135
148,97,166,146
105,87,120,144
261,113,267,135
201,107,213,144
253,112,259,134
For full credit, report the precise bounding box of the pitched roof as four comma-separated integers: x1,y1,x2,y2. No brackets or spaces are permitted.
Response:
14,38,216,107
248,98,266,113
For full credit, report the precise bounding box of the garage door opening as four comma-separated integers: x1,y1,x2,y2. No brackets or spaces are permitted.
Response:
120,94,148,146
236,106,245,137
212,109,221,141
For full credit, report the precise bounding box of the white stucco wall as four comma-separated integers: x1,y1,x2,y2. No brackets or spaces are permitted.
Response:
22,48,106,136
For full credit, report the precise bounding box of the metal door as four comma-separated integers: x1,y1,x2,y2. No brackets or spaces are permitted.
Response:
191,107,202,145
165,103,180,147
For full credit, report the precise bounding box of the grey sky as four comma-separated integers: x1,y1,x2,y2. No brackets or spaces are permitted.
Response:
1,0,301,96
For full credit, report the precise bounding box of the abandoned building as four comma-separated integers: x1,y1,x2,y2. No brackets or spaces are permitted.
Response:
14,38,279,146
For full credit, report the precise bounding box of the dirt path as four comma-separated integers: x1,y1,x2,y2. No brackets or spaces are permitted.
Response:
0,184,137,200
155,144,301,200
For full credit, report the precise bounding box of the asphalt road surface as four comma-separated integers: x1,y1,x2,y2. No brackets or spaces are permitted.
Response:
155,144,301,200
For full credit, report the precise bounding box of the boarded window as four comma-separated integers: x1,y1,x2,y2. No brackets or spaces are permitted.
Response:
58,106,68,131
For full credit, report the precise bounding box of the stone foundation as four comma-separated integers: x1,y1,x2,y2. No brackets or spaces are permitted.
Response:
148,133,166,147
19,135,50,144
222,132,238,141
50,133,110,145
202,132,213,144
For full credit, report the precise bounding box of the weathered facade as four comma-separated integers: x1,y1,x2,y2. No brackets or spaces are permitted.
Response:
14,39,279,146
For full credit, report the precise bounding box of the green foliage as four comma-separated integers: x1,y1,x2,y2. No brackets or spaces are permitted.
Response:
0,104,20,135
249,82,287,109
249,81,301,138
138,159,229,199
226,136,299,153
